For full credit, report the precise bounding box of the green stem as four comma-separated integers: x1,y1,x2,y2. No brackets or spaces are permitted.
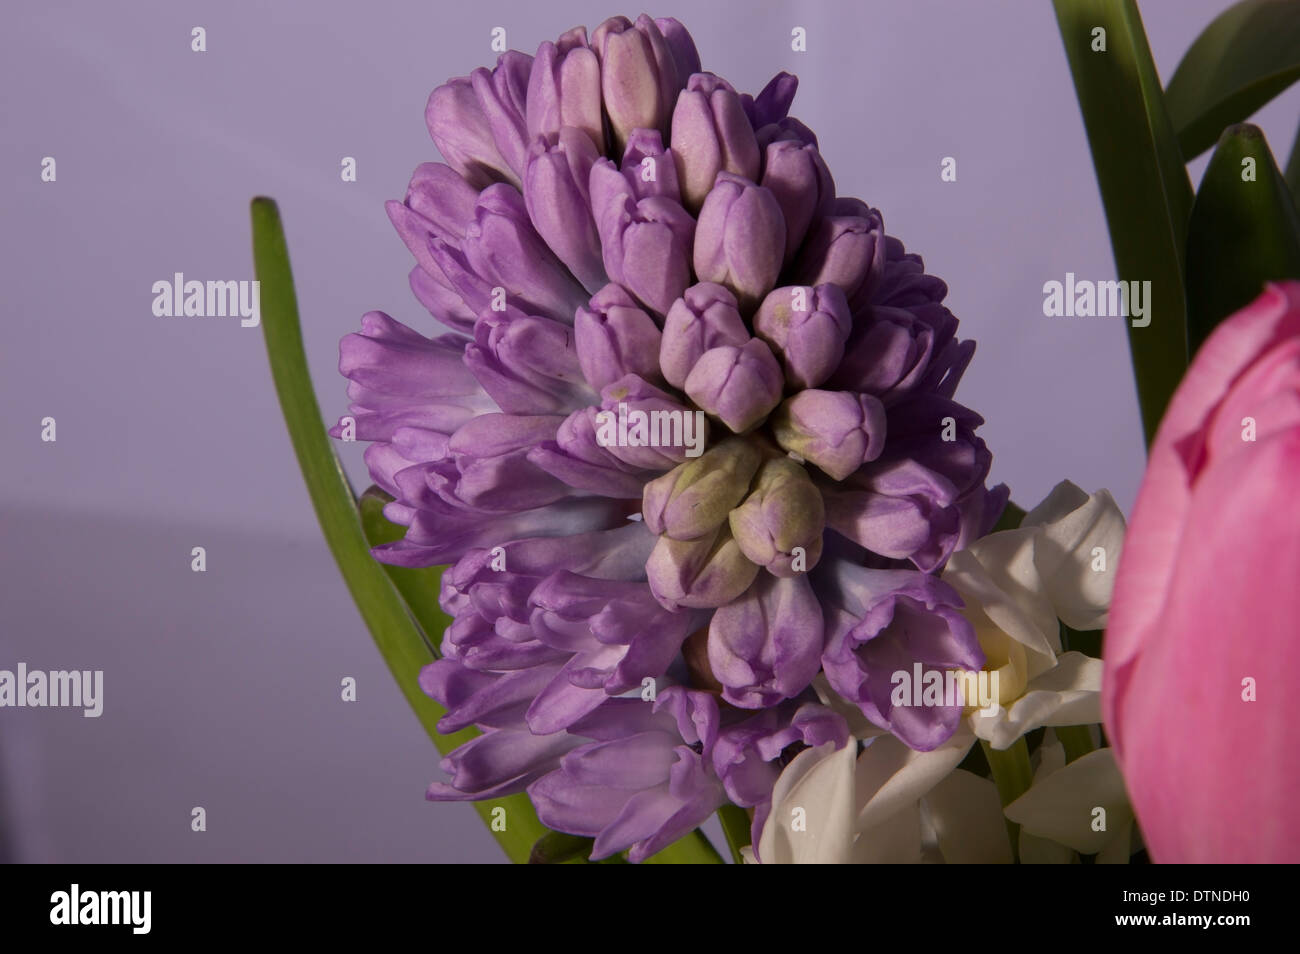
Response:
1056,724,1096,764
717,804,753,864
981,738,1034,862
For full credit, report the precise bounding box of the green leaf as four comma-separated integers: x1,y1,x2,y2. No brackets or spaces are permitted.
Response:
251,197,548,863
1165,0,1300,161
1053,0,1194,447
716,803,752,864
991,500,1027,534
641,829,725,864
529,831,596,864
1185,124,1300,355
1283,118,1300,214
358,487,450,658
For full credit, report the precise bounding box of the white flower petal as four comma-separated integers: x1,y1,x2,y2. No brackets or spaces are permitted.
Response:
854,727,975,830
758,741,857,864
971,652,1102,749
1019,830,1076,864
852,804,923,863
944,535,1059,677
1096,820,1134,864
924,768,1014,863
1004,748,1133,855
1023,481,1126,632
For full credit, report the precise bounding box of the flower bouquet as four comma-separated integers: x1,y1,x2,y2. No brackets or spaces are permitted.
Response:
252,0,1300,863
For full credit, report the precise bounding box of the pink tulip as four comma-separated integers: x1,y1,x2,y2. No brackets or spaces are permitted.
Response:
1104,282,1300,863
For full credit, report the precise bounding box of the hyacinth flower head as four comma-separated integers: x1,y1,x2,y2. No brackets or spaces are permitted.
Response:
336,12,1006,862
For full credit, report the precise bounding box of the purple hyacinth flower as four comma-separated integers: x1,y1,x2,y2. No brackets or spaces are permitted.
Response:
684,338,784,434
620,128,682,202
523,128,606,292
820,394,1005,571
771,389,888,480
589,159,696,317
654,17,702,80
760,138,835,263
426,52,533,189
528,690,727,863
794,201,885,313
469,51,533,181
692,172,785,310
708,573,825,708
334,311,495,442
575,283,664,390
670,72,761,211
818,560,984,751
463,304,593,414
590,15,683,151
641,437,762,540
658,282,750,389
462,184,589,324
831,302,971,402
728,456,826,576
526,27,605,155
596,373,704,470
342,14,1010,861
753,283,852,389
645,524,759,610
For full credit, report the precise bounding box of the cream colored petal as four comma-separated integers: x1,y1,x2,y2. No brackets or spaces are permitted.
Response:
944,537,1059,678
1034,731,1067,777
1019,830,1077,864
852,804,923,863
1024,482,1127,632
1096,820,1134,864
854,727,975,830
1004,748,1134,855
971,652,1103,749
758,741,857,864
924,769,1014,863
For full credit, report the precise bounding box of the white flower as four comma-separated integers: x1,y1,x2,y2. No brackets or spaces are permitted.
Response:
753,481,1132,863
1006,735,1135,863
753,726,1011,864
942,481,1126,750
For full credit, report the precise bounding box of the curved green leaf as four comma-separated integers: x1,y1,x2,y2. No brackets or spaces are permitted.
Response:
716,803,752,864
1285,118,1300,206
358,487,450,657
1186,124,1300,355
1165,0,1300,161
1053,0,1194,446
252,197,549,863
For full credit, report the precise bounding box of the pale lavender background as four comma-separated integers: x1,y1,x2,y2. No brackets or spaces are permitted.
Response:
1,0,1297,862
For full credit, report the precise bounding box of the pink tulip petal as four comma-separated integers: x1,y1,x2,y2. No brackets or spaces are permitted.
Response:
1105,282,1300,742
1113,426,1300,861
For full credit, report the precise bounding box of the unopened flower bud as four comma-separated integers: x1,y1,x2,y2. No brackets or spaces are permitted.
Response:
728,457,825,576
